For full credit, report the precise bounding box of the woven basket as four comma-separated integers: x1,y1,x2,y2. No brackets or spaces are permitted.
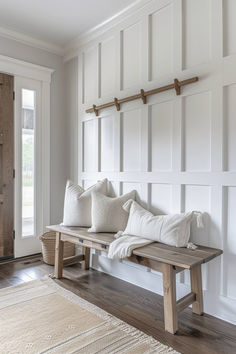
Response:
40,231,75,265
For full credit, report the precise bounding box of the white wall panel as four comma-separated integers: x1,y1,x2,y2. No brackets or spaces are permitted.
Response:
225,187,236,298
150,4,173,79
83,46,98,103
184,91,211,171
100,37,116,97
83,120,96,172
122,182,142,199
100,115,114,172
184,185,211,246
184,184,211,290
122,22,142,90
77,0,236,325
150,183,172,215
151,100,173,171
83,180,97,189
223,0,236,57
122,109,141,172
224,84,236,171
182,0,211,68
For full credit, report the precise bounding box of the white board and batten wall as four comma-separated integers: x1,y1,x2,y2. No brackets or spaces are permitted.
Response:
75,0,236,325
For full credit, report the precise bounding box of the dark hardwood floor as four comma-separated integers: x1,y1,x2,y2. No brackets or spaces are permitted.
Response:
0,256,235,354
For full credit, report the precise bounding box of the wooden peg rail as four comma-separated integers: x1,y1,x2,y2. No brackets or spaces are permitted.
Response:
86,76,198,115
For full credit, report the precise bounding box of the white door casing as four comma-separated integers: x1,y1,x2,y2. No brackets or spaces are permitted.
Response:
0,54,53,257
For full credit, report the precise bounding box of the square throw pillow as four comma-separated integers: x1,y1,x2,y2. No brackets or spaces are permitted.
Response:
121,200,203,247
62,179,107,227
88,190,136,233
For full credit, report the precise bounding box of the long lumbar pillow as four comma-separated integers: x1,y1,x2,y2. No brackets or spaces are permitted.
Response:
62,179,108,227
120,199,204,248
88,190,136,233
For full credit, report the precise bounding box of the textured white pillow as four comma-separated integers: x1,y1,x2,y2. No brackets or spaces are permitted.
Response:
62,179,107,227
121,200,203,247
88,190,136,233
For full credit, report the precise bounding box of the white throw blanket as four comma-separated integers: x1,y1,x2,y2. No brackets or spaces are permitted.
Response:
108,232,153,259
108,234,198,259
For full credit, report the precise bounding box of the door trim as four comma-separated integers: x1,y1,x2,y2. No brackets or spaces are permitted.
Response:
0,54,53,257
0,54,53,82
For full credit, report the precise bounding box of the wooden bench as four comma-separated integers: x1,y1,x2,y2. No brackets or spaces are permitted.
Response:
47,224,222,334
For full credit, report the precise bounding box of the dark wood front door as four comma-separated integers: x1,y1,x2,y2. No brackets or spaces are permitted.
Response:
0,73,14,259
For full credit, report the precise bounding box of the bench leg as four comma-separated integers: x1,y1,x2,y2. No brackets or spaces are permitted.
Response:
54,232,64,279
190,265,203,315
162,264,178,334
82,246,90,270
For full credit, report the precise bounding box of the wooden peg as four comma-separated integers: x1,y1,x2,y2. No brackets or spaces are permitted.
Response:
93,104,99,116
140,89,147,104
114,97,120,111
174,78,181,95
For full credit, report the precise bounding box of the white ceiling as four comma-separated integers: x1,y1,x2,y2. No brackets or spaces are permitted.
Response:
0,0,137,47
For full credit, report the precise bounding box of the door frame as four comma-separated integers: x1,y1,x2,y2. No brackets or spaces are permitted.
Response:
0,54,53,257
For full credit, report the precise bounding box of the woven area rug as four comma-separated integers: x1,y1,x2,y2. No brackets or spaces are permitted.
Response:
0,277,179,354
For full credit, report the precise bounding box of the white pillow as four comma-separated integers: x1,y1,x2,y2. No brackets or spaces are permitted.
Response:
121,200,203,247
62,179,107,227
88,190,136,233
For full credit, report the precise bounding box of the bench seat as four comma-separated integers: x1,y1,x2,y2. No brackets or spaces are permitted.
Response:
47,224,222,334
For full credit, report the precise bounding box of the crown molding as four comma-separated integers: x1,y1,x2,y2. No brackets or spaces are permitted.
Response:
0,0,153,60
64,0,153,61
0,26,64,56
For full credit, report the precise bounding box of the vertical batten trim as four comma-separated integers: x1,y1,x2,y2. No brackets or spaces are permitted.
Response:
78,52,84,183
209,185,223,295
114,112,121,172
180,184,186,284
81,121,85,174
119,112,123,172
172,97,182,172
147,14,152,82
147,183,151,211
81,52,85,105
172,185,182,214
120,31,124,91
147,105,152,172
209,0,213,64
212,0,223,59
180,96,185,172
98,43,102,99
221,186,228,297
173,0,182,72
181,0,186,70
95,118,100,172
140,183,149,209
115,31,121,93
222,86,227,171
97,118,101,172
211,87,223,171
141,105,149,172
141,15,149,83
